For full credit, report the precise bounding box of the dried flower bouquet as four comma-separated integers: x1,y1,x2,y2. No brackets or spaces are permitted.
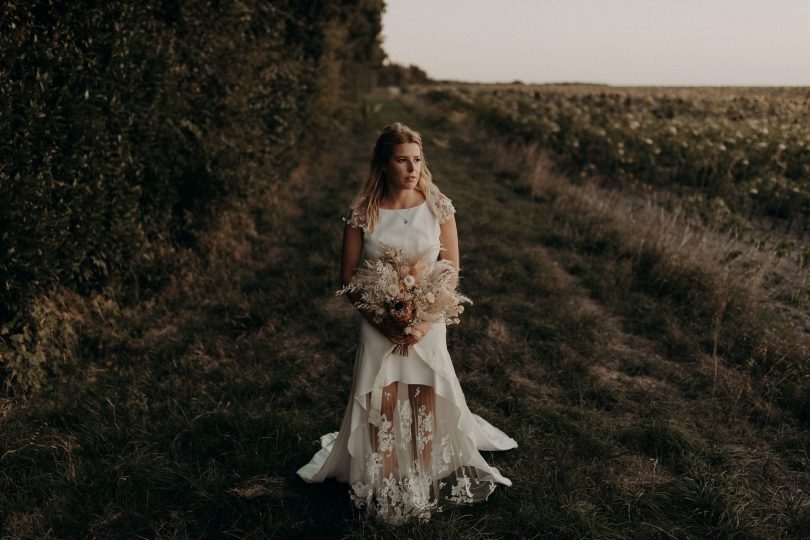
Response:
337,242,472,355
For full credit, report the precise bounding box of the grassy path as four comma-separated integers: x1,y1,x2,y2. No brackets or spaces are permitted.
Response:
1,94,807,539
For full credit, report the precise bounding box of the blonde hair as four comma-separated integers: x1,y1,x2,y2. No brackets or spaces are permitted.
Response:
348,122,444,234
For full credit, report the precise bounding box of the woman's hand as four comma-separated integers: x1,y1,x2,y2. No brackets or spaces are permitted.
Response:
413,322,432,340
367,317,432,346
388,322,432,346
379,320,415,346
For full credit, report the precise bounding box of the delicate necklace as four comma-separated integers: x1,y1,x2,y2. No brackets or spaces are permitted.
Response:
393,208,410,224
385,199,417,224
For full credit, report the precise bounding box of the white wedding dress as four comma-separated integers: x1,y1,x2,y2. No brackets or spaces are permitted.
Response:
296,193,517,524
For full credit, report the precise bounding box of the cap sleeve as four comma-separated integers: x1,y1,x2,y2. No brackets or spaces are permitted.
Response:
434,194,456,225
342,207,367,232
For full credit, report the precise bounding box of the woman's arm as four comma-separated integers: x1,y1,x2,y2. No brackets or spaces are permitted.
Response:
439,214,460,287
340,223,377,323
340,222,364,288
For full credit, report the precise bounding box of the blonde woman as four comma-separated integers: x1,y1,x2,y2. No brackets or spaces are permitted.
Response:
297,122,517,524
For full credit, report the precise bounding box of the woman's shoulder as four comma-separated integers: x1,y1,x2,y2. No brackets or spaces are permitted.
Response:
428,191,456,225
342,196,369,232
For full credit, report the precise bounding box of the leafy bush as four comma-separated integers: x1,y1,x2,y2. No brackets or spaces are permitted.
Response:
0,0,385,395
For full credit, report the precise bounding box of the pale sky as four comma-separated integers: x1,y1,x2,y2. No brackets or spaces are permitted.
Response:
382,0,810,86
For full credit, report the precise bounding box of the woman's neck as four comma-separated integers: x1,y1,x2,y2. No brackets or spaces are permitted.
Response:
381,188,425,209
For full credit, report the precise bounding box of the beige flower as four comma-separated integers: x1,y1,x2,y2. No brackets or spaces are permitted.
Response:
403,275,416,289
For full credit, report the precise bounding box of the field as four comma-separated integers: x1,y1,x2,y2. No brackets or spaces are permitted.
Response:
422,84,810,247
1,88,809,538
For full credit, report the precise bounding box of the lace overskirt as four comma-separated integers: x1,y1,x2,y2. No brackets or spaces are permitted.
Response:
297,320,517,525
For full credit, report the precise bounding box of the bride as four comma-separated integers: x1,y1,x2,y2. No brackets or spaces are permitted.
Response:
297,122,517,524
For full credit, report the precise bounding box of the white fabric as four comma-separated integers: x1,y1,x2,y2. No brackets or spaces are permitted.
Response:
297,197,518,524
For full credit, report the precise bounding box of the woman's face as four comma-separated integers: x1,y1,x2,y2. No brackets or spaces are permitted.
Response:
384,142,422,191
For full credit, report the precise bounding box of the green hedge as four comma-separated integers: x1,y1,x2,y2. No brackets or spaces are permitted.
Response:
0,0,384,393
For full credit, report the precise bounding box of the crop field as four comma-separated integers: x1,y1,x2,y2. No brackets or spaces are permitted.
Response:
421,84,810,244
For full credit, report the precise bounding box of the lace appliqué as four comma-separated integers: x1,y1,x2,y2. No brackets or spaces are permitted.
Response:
350,481,374,509
342,206,368,232
350,464,438,525
432,194,456,225
449,476,474,504
416,405,434,452
396,400,413,450
447,476,496,505
377,414,395,454
366,452,383,481
347,387,500,525
437,435,452,473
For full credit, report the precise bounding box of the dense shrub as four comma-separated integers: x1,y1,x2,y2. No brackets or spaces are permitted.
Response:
0,0,384,394
378,61,431,87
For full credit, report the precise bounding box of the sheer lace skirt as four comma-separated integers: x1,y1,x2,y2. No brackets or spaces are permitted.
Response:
348,381,501,525
296,320,517,525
